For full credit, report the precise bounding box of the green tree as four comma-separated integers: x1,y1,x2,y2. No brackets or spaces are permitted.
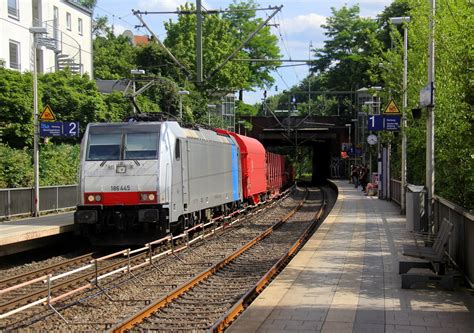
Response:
164,3,251,91
93,32,136,79
0,145,33,188
40,70,108,137
224,0,281,90
102,91,133,121
370,0,473,209
312,5,379,91
39,144,80,186
0,68,33,148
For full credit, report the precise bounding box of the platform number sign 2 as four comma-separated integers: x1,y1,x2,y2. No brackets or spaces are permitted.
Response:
64,122,79,137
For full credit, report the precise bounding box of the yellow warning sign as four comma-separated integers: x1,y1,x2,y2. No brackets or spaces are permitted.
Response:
39,105,56,121
383,99,401,115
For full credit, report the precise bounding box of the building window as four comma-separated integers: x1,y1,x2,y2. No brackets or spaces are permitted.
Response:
66,12,71,30
8,0,19,19
78,18,83,35
9,40,20,70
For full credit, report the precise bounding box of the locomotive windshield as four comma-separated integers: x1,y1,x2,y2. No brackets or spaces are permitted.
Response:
86,123,160,161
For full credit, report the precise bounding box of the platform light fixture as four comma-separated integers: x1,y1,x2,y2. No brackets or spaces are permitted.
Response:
29,26,48,217
178,90,190,123
390,16,411,214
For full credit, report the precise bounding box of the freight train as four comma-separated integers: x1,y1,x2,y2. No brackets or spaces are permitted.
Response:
74,121,292,245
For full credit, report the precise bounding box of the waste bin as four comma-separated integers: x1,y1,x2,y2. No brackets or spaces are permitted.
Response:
406,184,426,232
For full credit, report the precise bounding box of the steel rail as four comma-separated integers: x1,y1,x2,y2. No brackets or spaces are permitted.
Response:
0,187,293,321
0,253,145,315
109,187,308,333
0,253,94,288
210,190,328,332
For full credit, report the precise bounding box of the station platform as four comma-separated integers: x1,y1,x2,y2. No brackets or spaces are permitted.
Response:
228,180,474,333
0,212,73,256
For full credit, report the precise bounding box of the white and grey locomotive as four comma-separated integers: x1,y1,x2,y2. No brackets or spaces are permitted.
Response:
74,121,242,244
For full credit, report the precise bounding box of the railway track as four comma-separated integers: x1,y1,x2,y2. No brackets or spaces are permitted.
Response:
0,187,298,331
111,185,326,332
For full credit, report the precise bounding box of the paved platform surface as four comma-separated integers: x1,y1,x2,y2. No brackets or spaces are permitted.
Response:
228,181,474,333
0,212,73,247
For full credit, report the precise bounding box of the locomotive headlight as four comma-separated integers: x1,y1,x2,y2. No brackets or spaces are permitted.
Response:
87,195,95,202
95,194,102,202
148,193,155,201
140,193,148,201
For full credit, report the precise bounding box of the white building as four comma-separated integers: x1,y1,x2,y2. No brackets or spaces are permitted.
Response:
0,0,92,75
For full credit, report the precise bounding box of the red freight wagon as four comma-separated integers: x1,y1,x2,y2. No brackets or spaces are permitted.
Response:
266,152,286,196
216,129,267,204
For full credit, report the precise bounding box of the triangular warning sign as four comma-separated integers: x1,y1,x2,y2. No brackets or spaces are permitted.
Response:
40,105,56,121
383,99,401,115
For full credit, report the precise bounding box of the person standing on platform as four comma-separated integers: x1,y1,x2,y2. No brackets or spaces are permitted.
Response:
350,164,356,186
359,165,368,192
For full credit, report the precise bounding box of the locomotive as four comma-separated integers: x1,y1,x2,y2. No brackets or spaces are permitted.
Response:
74,120,291,245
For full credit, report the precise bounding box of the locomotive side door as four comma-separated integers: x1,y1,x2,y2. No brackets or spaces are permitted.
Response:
180,138,190,211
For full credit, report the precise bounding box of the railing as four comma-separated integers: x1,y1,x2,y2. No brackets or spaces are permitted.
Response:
33,20,83,74
0,188,291,320
433,195,474,287
390,179,401,205
389,178,474,286
0,185,78,219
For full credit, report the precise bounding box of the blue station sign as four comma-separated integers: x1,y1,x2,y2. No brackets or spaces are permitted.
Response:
368,115,384,131
367,115,401,131
384,115,401,131
40,122,79,137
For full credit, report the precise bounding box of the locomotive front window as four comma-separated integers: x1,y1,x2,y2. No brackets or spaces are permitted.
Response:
87,133,121,161
124,133,158,159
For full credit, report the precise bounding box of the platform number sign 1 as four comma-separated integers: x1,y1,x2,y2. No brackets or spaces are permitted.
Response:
368,115,383,131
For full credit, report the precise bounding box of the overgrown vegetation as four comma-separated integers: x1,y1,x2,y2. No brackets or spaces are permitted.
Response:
0,1,471,210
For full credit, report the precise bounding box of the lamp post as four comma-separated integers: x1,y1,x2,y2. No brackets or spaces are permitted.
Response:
390,16,410,214
178,90,189,123
207,104,216,126
130,69,145,114
29,26,47,217
426,1,435,228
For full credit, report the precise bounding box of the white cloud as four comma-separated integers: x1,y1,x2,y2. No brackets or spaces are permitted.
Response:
112,23,128,36
137,0,185,11
136,0,212,11
278,13,326,35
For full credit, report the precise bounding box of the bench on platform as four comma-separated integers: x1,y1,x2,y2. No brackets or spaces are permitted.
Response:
399,218,455,289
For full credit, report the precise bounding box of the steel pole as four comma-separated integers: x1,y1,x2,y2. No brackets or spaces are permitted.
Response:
196,0,203,84
426,0,436,228
401,24,408,214
179,96,183,123
32,38,40,217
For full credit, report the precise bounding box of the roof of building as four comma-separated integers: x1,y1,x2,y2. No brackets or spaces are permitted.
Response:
133,35,150,46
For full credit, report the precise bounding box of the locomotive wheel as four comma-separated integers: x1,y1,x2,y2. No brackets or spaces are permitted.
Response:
171,216,185,235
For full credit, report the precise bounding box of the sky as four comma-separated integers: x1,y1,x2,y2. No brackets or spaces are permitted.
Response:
95,0,393,104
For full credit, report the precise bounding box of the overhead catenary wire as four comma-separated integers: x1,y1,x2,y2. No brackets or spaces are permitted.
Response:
275,11,301,83
95,5,136,29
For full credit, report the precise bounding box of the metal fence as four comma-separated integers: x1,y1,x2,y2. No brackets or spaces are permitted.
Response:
389,178,474,286
433,195,474,287
0,185,78,219
390,179,401,205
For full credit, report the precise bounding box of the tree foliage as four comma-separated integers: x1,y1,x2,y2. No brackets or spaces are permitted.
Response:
312,5,379,91
0,68,33,148
40,70,109,136
371,0,473,208
93,32,136,79
224,0,281,89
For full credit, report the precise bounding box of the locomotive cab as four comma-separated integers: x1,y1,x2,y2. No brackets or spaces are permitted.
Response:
75,122,167,244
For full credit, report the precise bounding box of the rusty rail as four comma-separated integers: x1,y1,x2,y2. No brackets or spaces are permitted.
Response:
110,187,307,333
